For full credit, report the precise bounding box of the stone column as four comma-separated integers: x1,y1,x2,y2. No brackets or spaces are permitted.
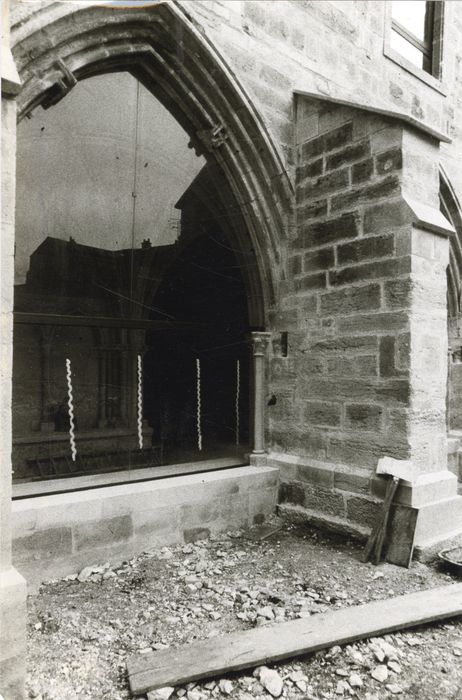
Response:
287,93,462,556
1,2,27,697
251,332,271,455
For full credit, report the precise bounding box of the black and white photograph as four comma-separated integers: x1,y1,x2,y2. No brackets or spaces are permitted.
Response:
1,1,462,698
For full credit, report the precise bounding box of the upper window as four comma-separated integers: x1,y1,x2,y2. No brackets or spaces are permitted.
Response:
390,1,443,78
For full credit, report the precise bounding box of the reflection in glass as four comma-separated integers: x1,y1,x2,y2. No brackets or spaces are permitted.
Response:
13,73,252,487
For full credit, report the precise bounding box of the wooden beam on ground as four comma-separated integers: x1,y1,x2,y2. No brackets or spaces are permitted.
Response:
127,583,462,696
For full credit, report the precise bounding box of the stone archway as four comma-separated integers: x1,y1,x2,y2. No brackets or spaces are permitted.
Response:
11,0,294,325
1,5,294,696
441,168,462,447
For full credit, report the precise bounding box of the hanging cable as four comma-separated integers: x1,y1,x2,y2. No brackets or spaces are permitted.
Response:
196,358,202,452
235,359,240,447
129,80,141,311
137,354,144,450
66,358,77,461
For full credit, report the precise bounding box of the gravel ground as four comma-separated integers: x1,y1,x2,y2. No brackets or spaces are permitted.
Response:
26,518,462,700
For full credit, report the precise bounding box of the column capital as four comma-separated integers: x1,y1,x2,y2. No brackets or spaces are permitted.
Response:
250,331,271,357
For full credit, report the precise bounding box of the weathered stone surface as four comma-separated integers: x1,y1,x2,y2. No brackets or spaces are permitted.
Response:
74,515,133,552
14,526,73,560
331,175,400,213
346,495,381,527
320,284,381,315
328,256,410,287
337,235,394,266
325,141,369,171
345,403,383,431
352,157,374,183
297,212,360,248
376,147,402,174
303,247,335,272
279,481,305,506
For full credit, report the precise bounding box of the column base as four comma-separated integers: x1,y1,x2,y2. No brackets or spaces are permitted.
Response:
269,451,462,560
0,566,27,700
250,452,268,466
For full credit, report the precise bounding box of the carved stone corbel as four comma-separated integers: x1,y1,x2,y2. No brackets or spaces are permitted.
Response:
42,59,77,109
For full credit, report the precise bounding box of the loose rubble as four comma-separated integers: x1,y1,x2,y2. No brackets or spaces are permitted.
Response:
25,519,462,700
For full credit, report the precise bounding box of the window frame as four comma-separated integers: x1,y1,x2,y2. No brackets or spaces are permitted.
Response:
383,1,446,94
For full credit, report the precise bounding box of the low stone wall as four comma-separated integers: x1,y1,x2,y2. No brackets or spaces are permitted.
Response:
267,452,382,541
12,466,278,590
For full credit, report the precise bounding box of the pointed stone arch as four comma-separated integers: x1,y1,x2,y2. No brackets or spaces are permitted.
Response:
440,167,462,318
11,1,293,327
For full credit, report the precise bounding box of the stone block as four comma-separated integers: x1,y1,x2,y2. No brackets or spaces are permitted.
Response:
294,272,326,291
376,147,402,175
301,168,349,198
14,526,72,561
327,355,378,377
320,283,381,315
346,495,381,527
300,134,325,161
310,335,377,355
297,461,335,487
289,255,302,275
324,123,353,151
303,483,346,517
180,496,250,531
379,336,398,376
325,141,369,171
328,256,410,287
297,198,328,220
334,468,371,494
299,212,360,248
279,481,305,505
345,403,383,431
278,503,369,542
337,311,408,335
331,175,400,213
352,157,374,184
296,158,323,182
337,234,394,266
303,247,334,272
363,198,410,234
132,506,180,545
74,515,133,552
249,487,278,520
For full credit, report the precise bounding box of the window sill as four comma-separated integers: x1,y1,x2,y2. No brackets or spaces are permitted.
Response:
384,43,447,96
12,455,248,499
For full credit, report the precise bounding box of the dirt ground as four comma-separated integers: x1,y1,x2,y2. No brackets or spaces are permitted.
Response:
25,518,462,700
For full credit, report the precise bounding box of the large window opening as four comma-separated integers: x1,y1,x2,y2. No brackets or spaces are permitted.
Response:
389,0,443,78
13,72,254,488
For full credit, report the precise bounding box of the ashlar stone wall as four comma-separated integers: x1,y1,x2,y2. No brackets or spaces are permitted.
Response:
266,97,456,541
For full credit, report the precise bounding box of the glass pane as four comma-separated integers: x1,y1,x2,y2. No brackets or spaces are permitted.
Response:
390,28,425,69
14,73,252,487
391,0,428,41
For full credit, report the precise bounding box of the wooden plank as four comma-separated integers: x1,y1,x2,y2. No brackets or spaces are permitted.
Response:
383,504,418,568
362,476,398,564
128,583,462,695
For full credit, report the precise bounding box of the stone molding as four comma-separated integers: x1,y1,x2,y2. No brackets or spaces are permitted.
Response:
294,88,451,144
